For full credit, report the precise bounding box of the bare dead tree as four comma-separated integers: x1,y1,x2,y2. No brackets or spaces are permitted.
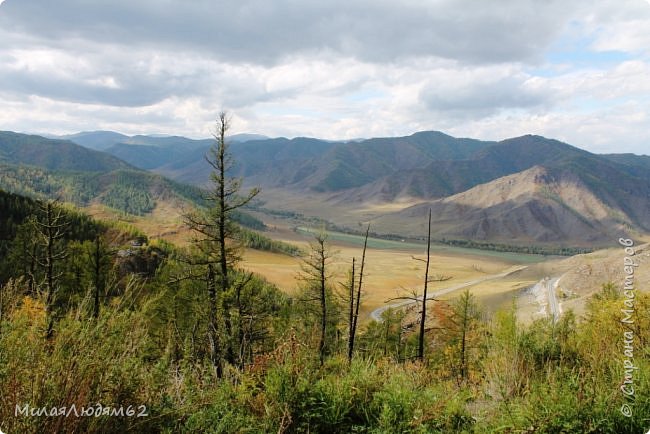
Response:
347,224,369,363
346,257,356,363
410,209,451,361
207,263,222,377
418,209,433,360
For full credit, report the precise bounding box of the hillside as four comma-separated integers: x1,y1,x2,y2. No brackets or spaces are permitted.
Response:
372,165,649,245
154,136,336,186
10,129,650,247
59,131,131,150
94,131,650,216
0,164,204,216
292,131,493,193
0,131,132,172
65,130,494,190
156,131,495,190
64,131,266,172
331,135,607,202
0,131,210,216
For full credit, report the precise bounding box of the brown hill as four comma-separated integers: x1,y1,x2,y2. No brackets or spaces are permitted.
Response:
372,166,644,246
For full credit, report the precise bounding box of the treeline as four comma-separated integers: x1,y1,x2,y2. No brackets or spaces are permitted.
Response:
255,205,594,257
0,164,196,216
438,238,595,256
240,228,302,256
0,164,274,228
0,163,99,204
102,182,155,215
0,189,155,290
232,210,266,230
0,189,104,276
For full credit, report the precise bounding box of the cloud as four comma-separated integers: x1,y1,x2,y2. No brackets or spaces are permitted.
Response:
0,0,649,155
418,66,551,120
0,0,577,66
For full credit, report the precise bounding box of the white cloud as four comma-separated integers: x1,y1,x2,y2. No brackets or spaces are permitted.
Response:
0,0,649,154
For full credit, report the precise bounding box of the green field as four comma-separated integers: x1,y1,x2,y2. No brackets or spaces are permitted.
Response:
296,226,548,264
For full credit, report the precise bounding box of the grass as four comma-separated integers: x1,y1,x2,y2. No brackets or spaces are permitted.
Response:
243,231,543,321
296,226,547,264
87,200,553,321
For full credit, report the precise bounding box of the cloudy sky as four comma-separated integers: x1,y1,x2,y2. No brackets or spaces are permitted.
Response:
1,0,649,154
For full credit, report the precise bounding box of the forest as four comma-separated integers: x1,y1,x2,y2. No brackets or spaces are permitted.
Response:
0,116,648,433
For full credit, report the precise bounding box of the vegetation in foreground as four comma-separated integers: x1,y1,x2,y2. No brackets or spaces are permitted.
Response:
0,115,648,433
1,254,648,433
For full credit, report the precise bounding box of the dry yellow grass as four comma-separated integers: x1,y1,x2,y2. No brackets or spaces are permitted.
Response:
85,200,194,246
87,199,547,322
242,236,523,320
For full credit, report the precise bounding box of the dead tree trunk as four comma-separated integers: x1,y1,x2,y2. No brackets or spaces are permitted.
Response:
417,209,432,361
348,224,369,363
318,239,327,366
346,257,356,363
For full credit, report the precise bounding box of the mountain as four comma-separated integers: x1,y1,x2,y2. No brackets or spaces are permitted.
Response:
601,153,650,177
154,131,494,189
294,131,493,193
64,131,267,171
0,131,132,172
372,165,650,246
0,163,205,216
60,131,131,151
230,133,269,142
61,132,212,169
156,136,337,185
0,131,207,216
63,130,498,191
8,129,650,247
104,142,201,170
338,135,595,202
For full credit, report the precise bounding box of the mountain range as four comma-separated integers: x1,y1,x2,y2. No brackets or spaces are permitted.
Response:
0,131,204,216
3,129,649,247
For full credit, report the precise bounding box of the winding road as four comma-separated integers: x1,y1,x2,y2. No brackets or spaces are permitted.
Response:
546,276,561,322
369,265,528,322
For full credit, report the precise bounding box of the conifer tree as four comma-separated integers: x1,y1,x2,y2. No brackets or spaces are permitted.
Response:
184,111,259,375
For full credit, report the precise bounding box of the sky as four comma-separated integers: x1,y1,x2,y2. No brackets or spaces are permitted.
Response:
0,0,649,154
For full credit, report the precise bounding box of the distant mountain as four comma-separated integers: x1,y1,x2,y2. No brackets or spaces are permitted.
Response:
61,131,212,169
63,131,268,171
297,131,493,193
60,131,131,150
155,131,494,189
157,136,336,186
338,135,592,201
601,153,650,176
229,133,270,143
125,135,212,149
0,131,132,172
11,129,650,246
373,165,650,245
104,142,204,170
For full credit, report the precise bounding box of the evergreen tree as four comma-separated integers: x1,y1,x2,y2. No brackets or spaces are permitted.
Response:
184,112,259,376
